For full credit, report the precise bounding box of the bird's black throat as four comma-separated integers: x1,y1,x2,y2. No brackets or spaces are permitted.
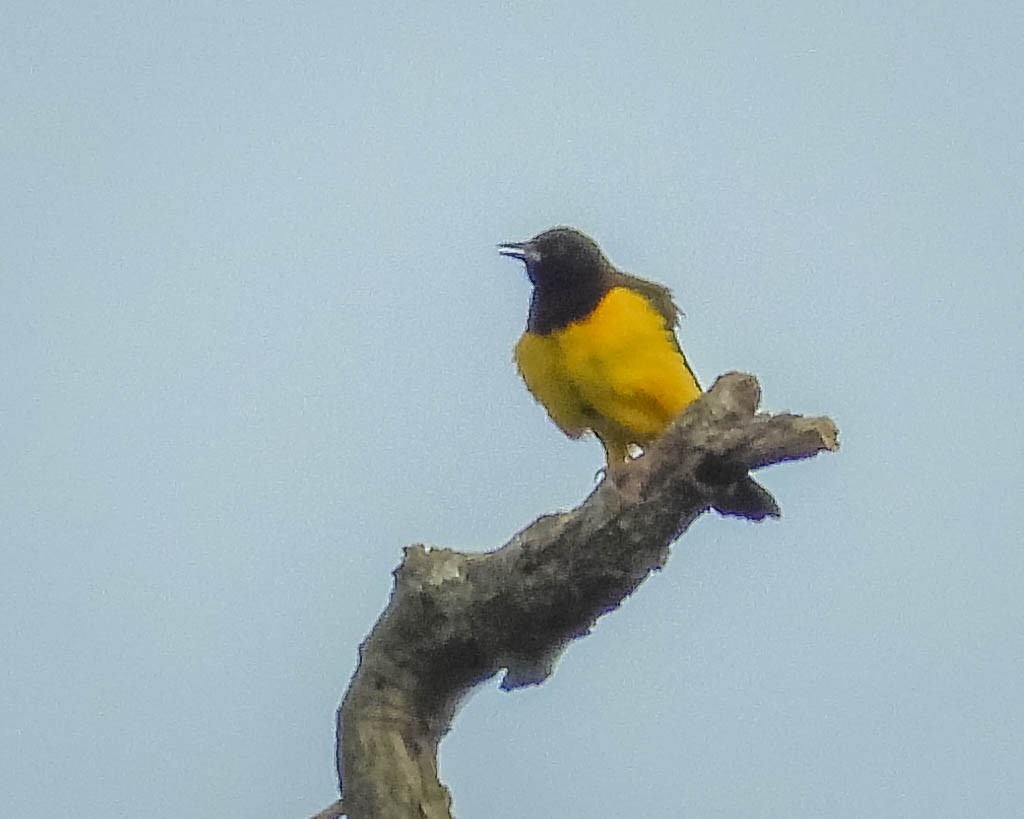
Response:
527,277,610,335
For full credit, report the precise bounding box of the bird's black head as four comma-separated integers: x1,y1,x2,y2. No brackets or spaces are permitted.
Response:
498,226,610,290
499,226,614,333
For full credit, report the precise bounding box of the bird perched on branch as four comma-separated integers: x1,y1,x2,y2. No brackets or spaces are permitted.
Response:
500,226,702,474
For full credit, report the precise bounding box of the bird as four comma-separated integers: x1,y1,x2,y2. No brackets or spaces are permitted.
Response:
499,226,702,474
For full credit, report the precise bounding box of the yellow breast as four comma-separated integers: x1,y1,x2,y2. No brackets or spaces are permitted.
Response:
515,287,701,450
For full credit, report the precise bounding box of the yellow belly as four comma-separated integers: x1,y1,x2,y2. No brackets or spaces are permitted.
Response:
514,286,701,463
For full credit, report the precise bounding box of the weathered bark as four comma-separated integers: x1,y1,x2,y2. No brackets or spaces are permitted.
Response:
321,373,839,818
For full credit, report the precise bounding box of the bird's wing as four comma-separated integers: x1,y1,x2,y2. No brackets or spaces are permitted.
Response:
610,271,701,389
611,270,680,329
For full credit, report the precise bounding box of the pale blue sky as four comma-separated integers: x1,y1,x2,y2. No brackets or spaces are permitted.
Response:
3,2,1022,817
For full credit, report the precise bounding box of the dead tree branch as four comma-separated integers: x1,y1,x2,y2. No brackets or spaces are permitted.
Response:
320,373,838,818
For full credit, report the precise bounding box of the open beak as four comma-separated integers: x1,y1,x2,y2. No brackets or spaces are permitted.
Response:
497,242,528,260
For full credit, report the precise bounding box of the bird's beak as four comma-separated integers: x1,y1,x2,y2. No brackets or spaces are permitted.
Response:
497,242,528,260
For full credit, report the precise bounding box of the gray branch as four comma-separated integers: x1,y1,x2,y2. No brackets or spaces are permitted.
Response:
322,373,839,818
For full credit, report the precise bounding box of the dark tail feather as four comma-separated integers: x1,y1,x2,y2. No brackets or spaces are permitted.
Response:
711,474,780,520
694,455,780,520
